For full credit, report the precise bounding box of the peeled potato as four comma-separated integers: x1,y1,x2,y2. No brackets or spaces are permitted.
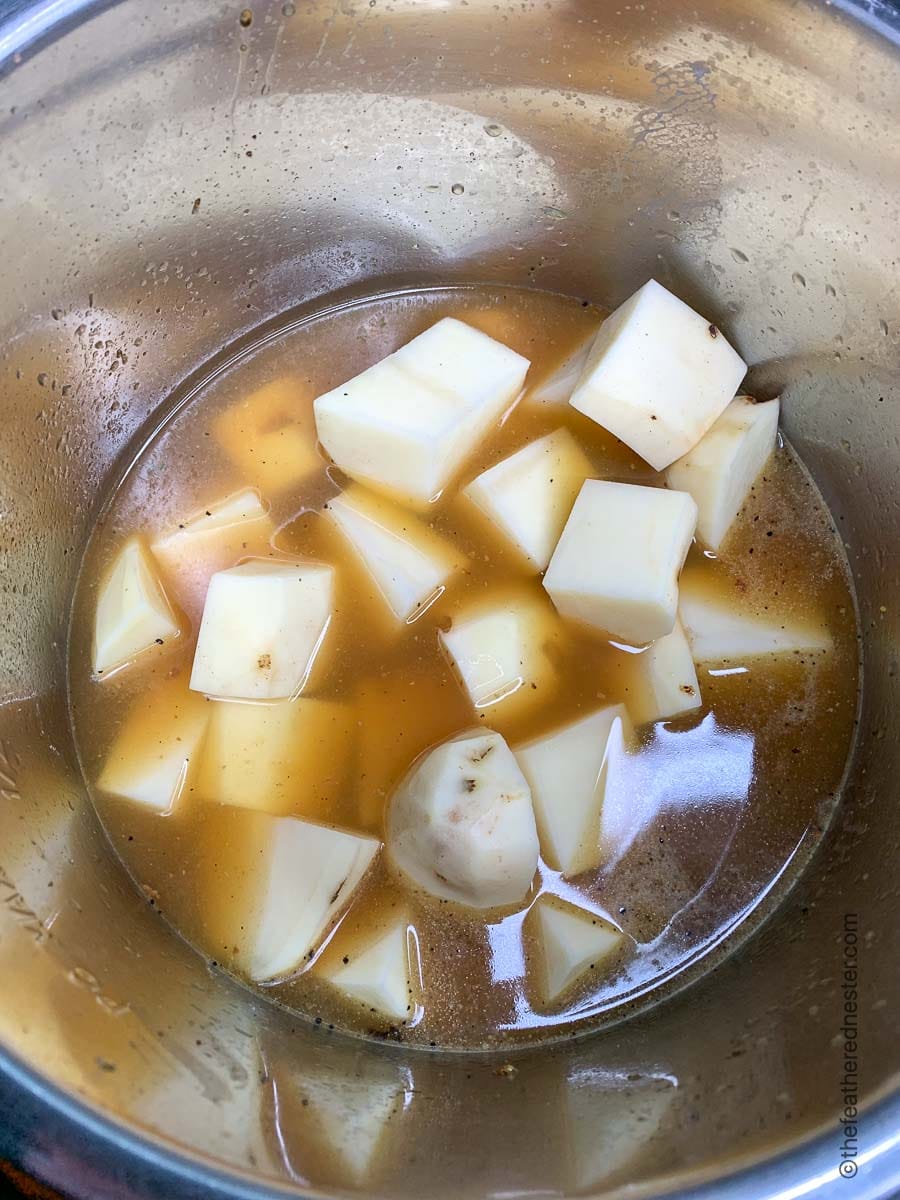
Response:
387,729,539,909
214,376,321,494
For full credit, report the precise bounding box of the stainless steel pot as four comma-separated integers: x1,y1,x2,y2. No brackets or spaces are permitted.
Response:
1,1,899,1196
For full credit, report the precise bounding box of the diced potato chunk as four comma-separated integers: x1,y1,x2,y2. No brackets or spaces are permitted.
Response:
526,330,598,407
151,488,275,624
666,397,780,550
198,698,352,817
190,558,333,700
98,674,209,813
324,485,464,623
213,377,320,494
543,480,697,644
387,729,539,909
314,318,530,506
569,280,747,470
325,920,418,1023
531,897,624,1005
244,816,380,981
93,537,180,676
440,592,559,715
390,317,527,418
612,620,702,725
679,576,833,662
515,705,633,877
463,428,594,570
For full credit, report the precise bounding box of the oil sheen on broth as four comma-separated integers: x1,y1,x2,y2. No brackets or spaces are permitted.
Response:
68,286,859,1050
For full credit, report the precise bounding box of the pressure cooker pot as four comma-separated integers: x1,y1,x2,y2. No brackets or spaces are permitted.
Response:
0,1,899,1197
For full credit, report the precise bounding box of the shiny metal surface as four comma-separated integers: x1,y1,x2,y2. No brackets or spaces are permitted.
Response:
0,1,898,1196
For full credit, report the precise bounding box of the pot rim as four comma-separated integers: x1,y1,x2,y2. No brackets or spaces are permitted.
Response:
2,1041,900,1200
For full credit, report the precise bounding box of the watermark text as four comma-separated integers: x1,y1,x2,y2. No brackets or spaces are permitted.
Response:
838,911,859,1179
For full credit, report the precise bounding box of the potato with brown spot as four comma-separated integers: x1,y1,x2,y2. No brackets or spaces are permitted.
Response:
387,729,539,909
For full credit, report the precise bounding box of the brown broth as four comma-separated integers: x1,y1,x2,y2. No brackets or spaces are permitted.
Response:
67,285,860,1050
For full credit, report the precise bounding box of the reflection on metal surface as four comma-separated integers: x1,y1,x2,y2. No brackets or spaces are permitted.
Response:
265,1052,415,1190
563,1066,677,1194
601,713,753,868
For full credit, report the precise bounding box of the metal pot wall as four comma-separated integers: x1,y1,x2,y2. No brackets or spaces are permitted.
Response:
0,1,898,1197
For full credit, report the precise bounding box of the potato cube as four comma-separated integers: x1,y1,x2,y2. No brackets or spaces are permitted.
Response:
526,330,598,407
390,316,527,407
531,897,624,1005
679,576,832,662
440,592,559,715
316,359,445,505
213,377,320,494
314,318,530,506
325,920,418,1023
93,537,180,677
515,704,633,877
98,674,209,813
463,428,594,570
243,816,381,981
190,558,333,700
198,698,352,817
324,485,464,623
543,480,697,644
151,488,275,624
666,397,780,550
612,620,702,725
569,280,747,470
387,729,539,909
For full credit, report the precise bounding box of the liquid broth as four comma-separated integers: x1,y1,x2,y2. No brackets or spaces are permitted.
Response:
68,285,860,1049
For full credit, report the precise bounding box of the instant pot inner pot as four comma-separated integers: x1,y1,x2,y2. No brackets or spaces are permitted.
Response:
0,1,898,1197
